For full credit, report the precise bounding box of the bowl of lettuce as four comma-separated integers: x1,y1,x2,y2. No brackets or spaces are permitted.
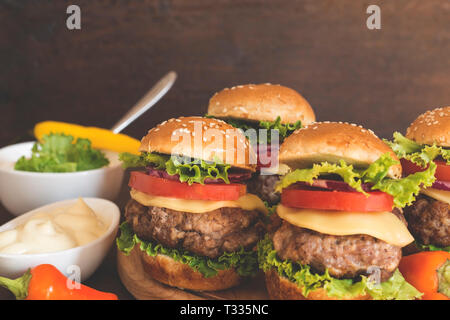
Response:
0,134,124,216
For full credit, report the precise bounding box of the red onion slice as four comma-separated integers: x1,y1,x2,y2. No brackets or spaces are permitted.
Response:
146,167,252,183
431,180,450,191
290,179,373,192
255,143,279,169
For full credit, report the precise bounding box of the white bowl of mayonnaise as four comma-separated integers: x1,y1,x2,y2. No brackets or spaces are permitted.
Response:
0,197,120,281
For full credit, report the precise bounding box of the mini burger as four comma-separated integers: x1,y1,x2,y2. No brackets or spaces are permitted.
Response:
116,116,268,291
258,122,432,300
207,83,316,206
387,106,450,252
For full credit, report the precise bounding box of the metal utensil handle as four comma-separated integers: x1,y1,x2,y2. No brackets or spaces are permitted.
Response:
110,71,177,134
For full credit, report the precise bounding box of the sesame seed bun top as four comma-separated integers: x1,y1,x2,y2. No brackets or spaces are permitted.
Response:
139,116,256,171
207,83,316,125
279,122,402,179
405,106,450,147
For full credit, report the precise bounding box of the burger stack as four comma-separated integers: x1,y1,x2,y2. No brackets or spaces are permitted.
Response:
116,83,449,300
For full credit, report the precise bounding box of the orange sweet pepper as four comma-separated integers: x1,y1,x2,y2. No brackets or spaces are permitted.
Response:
399,251,450,300
0,264,118,300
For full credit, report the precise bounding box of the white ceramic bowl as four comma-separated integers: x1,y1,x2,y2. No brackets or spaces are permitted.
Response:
0,197,120,281
0,141,124,216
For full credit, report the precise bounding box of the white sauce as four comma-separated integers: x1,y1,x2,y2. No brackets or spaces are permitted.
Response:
0,198,107,254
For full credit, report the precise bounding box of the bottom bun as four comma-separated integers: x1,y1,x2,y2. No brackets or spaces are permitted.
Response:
139,250,241,291
264,269,371,300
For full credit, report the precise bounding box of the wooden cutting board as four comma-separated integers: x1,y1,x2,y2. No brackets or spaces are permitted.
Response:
117,247,269,300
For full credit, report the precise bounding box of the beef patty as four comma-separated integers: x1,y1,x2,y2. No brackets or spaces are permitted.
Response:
403,194,450,247
125,199,265,259
272,208,406,282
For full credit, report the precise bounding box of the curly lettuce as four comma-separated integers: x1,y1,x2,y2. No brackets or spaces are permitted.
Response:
263,201,278,217
369,161,436,208
119,152,167,169
275,160,364,193
117,222,258,278
259,117,302,143
119,152,231,185
276,153,436,208
415,241,450,253
257,236,422,300
386,132,450,167
205,115,301,143
14,133,109,172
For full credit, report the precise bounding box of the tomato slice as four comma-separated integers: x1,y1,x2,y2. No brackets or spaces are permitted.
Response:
129,171,247,201
281,188,394,212
401,159,450,182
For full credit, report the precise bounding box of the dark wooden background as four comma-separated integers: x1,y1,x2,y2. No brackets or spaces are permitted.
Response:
1,0,450,146
0,0,449,300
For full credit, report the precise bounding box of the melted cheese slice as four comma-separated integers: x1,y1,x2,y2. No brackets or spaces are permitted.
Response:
276,204,414,247
421,188,450,205
130,189,268,214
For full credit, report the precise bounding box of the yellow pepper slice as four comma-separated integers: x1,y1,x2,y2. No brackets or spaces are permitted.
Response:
34,121,141,155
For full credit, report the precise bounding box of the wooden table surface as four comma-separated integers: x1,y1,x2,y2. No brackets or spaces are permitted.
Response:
0,171,136,300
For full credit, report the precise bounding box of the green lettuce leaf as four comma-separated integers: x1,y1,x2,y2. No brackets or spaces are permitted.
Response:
259,117,302,143
361,153,399,185
437,260,450,297
116,222,258,278
216,117,258,132
263,201,278,217
386,132,450,167
205,115,301,143
276,152,436,208
119,152,231,185
257,236,422,300
415,241,450,253
275,160,364,193
119,152,167,169
369,161,436,208
14,133,109,172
